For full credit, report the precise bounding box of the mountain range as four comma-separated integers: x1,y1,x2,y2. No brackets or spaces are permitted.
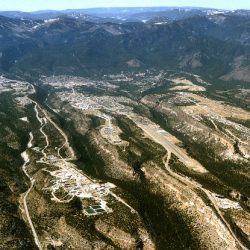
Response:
0,7,250,82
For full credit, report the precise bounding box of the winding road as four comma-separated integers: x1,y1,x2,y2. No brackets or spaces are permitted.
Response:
20,99,51,250
21,132,42,250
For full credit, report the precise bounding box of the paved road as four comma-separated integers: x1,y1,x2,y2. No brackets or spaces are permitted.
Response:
131,118,206,173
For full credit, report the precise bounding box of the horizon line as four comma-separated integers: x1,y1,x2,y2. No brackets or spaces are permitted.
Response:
0,6,248,13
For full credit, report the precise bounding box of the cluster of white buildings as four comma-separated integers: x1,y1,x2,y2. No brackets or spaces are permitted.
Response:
0,76,33,95
213,194,241,210
58,92,133,114
45,165,115,202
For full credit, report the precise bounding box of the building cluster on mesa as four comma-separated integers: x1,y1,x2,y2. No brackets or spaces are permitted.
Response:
43,160,116,216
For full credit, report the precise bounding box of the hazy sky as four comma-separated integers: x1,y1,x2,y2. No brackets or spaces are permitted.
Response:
0,0,249,12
